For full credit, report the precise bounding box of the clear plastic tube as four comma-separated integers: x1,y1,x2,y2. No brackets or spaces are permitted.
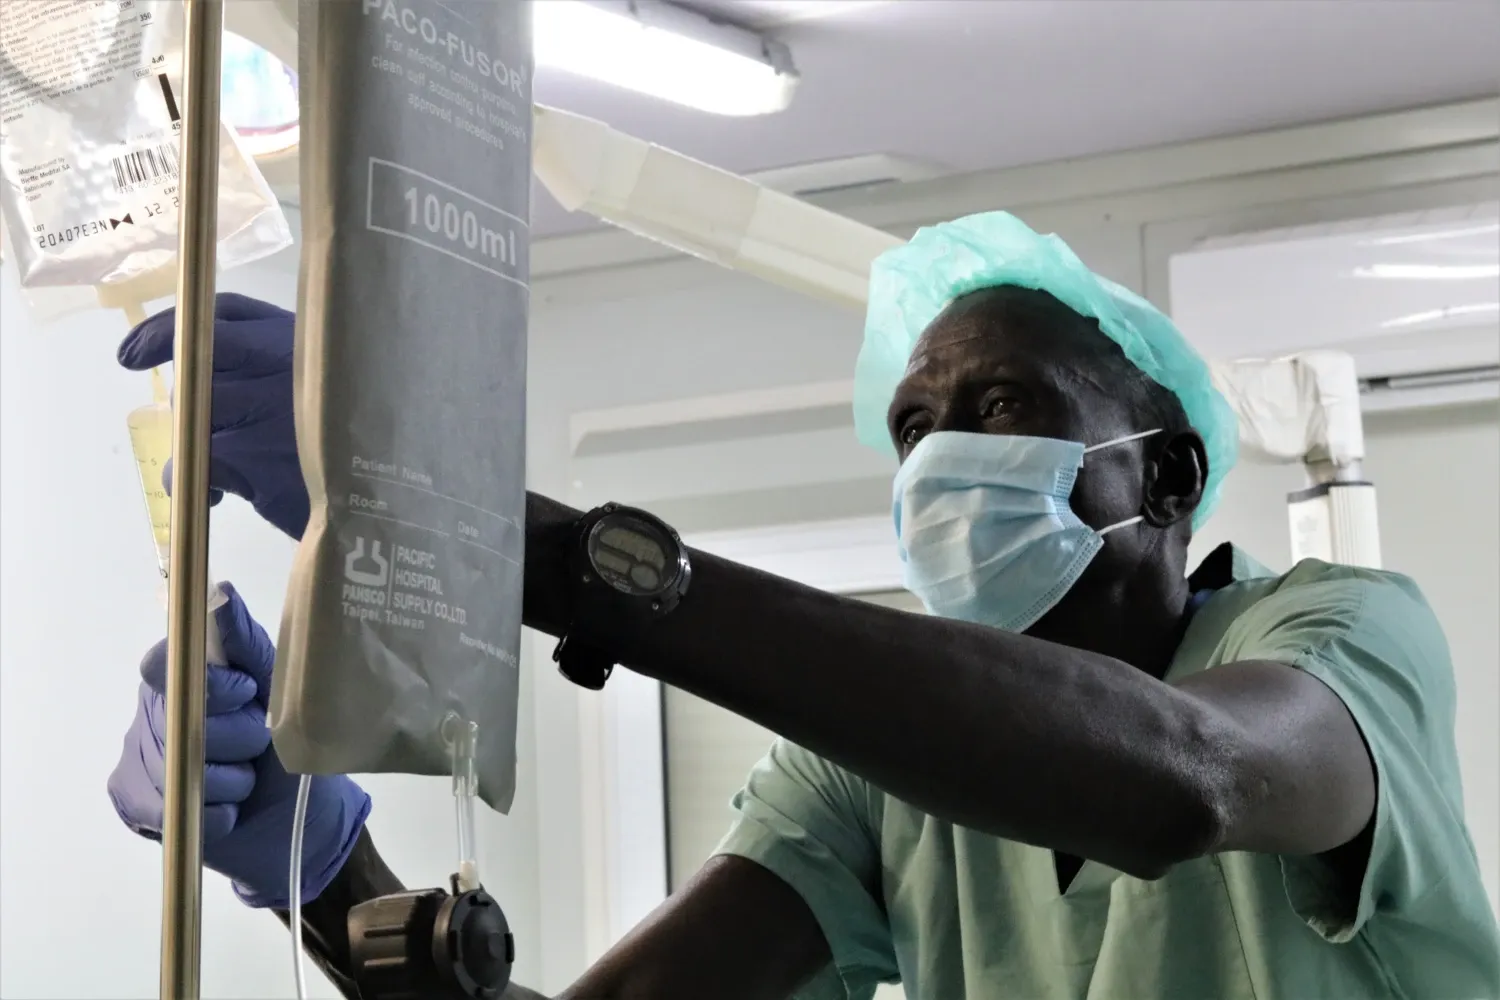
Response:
289,773,313,1000
456,783,479,893
445,713,482,892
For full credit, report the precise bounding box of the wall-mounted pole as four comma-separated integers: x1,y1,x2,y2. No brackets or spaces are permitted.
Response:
159,2,224,997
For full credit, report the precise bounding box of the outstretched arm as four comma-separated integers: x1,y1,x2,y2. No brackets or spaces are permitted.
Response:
522,493,1376,880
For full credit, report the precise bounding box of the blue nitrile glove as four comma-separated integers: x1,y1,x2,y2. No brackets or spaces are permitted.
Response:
117,293,308,540
107,582,371,909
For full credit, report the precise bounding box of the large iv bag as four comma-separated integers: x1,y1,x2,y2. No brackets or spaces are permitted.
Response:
270,0,531,816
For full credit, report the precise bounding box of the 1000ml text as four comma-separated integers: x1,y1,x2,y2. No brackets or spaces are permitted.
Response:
402,187,516,265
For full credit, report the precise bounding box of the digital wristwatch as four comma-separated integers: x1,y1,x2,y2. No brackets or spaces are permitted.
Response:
552,503,692,690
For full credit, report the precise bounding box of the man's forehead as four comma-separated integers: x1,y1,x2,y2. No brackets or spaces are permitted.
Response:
901,300,1078,383
900,325,992,378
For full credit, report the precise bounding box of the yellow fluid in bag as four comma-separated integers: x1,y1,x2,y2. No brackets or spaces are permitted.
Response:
124,364,230,660
126,368,173,575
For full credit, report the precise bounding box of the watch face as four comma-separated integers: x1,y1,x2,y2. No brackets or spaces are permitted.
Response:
586,513,681,597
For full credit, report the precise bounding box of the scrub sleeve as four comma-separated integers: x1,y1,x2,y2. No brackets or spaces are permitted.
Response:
712,739,899,1000
1227,568,1471,941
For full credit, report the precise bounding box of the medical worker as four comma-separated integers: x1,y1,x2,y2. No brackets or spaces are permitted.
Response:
109,213,1499,1000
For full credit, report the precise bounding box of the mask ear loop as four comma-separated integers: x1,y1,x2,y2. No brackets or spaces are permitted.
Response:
1084,429,1162,535
1083,428,1161,454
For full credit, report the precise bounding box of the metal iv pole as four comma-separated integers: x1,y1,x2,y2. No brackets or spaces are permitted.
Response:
159,2,224,997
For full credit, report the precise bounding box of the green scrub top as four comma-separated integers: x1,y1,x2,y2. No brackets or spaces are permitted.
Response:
714,545,1500,1000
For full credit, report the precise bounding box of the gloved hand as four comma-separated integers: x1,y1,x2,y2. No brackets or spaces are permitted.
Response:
107,583,371,909
117,293,308,540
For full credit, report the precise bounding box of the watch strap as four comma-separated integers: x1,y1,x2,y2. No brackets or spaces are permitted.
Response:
551,635,617,691
554,587,651,690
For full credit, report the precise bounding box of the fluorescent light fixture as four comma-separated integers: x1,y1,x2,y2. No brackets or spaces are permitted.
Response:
534,0,799,117
1352,263,1500,280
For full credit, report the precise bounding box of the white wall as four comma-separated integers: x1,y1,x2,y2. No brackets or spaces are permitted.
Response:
0,212,541,998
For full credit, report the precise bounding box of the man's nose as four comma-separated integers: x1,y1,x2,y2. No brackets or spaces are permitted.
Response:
931,404,985,436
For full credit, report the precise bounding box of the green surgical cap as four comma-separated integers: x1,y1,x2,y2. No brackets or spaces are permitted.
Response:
854,210,1238,528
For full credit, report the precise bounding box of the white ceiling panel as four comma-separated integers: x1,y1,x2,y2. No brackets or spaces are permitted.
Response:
533,0,1500,236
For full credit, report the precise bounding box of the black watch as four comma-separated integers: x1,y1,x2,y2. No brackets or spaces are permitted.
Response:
552,503,691,690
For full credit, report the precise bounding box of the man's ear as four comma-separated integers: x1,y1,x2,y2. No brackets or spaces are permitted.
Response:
1143,430,1206,528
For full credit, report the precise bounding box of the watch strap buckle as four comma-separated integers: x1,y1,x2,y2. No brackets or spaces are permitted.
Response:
552,633,616,691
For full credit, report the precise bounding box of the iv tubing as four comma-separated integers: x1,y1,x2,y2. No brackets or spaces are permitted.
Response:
457,773,479,892
289,774,313,1000
158,3,225,998
448,716,482,891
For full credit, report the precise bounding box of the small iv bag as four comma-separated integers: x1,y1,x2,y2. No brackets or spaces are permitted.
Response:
126,365,227,663
126,368,176,577
0,0,291,303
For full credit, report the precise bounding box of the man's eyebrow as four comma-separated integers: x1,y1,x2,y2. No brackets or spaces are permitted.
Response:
1053,357,1112,396
889,379,928,416
901,349,933,380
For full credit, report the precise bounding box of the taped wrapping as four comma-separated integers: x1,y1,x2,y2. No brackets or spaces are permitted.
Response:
533,104,901,312
1209,351,1365,466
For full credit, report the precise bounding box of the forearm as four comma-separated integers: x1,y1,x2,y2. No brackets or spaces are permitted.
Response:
523,492,1229,877
506,986,551,1000
652,554,1229,873
273,829,554,1000
272,828,403,998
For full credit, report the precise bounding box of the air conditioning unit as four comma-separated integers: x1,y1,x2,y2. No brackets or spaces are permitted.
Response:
1168,203,1500,414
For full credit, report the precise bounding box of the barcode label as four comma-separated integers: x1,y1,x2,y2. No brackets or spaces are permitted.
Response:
111,143,179,192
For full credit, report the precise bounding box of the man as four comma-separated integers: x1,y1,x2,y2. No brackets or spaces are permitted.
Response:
109,213,1498,999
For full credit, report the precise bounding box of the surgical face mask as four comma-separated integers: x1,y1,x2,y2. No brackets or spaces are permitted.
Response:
892,429,1159,632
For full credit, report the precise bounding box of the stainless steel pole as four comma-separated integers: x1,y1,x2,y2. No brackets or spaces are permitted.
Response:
160,2,224,998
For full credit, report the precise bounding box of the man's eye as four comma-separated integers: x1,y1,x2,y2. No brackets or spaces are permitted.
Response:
980,393,1015,419
898,417,929,448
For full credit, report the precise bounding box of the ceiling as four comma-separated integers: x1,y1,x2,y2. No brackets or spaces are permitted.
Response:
530,0,1500,237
